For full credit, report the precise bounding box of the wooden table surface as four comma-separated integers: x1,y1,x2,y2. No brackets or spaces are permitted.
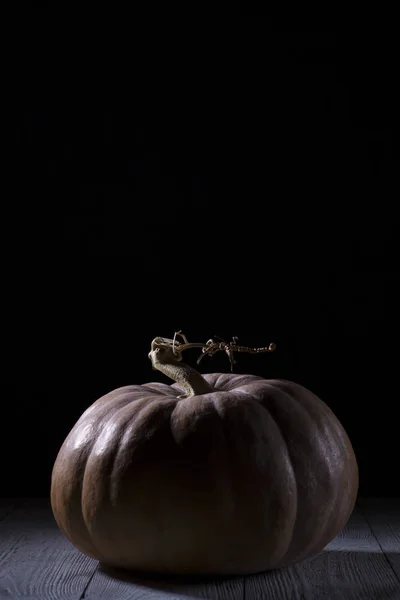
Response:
0,498,399,600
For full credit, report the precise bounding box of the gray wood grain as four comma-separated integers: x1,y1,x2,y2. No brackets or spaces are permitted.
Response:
84,566,244,599
0,498,399,600
245,505,400,599
0,498,98,600
358,497,400,581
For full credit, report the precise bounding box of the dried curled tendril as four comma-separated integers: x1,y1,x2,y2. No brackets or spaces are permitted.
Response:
163,331,276,372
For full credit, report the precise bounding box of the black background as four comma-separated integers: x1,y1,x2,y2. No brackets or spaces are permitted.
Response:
5,30,399,498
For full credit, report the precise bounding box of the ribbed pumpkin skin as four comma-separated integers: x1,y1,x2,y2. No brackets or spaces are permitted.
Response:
51,374,358,575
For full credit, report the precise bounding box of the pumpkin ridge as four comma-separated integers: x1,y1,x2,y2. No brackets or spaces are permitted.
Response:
52,418,106,560
209,394,237,523
227,387,297,566
110,396,178,501
55,392,137,558
142,382,179,396
80,395,154,538
235,389,298,567
255,386,299,563
267,384,337,560
212,373,265,392
265,382,326,563
305,386,359,537
108,397,161,505
302,400,352,558
276,381,358,529
261,381,349,564
78,437,105,560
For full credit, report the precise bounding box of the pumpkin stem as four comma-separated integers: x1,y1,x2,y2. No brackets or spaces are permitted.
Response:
148,332,276,394
148,337,215,399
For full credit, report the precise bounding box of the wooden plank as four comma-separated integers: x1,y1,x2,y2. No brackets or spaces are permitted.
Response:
245,505,400,599
84,566,244,600
0,498,397,599
358,497,400,580
0,498,98,600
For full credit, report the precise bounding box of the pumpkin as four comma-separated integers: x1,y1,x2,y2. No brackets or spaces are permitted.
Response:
51,336,358,576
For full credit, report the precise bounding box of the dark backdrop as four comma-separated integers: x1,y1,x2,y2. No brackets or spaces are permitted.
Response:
5,30,399,498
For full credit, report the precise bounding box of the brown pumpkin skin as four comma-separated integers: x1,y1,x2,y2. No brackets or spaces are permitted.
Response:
51,374,358,575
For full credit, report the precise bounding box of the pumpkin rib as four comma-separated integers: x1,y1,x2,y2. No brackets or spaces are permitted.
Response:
77,397,139,559
292,382,349,560
304,385,359,535
165,394,246,572
286,382,359,526
52,422,104,560
206,373,231,390
108,397,159,505
209,373,264,392
84,394,181,566
80,395,152,537
229,387,297,567
280,381,357,562
142,382,180,396
258,381,342,564
305,406,354,557
110,395,177,502
76,434,105,560
255,386,299,561
74,393,144,559
209,393,240,525
51,446,92,551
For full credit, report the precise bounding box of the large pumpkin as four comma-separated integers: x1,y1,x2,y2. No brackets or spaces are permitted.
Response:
51,339,358,576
